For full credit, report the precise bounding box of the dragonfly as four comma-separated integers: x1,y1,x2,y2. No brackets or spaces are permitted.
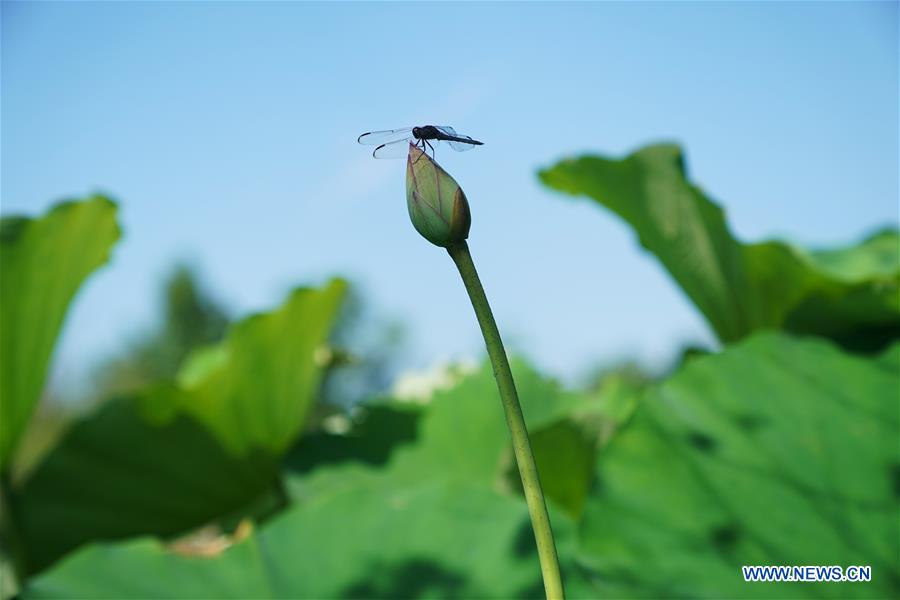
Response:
357,125,483,159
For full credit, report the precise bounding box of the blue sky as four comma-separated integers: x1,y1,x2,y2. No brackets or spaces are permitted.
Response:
2,1,897,391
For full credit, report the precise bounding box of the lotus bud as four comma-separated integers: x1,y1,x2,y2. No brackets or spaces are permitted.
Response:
406,144,471,247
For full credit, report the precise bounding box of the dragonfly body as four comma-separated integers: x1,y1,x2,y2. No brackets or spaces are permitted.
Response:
412,125,482,146
358,125,483,159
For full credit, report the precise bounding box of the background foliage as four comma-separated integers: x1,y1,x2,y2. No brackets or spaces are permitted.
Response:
1,144,897,599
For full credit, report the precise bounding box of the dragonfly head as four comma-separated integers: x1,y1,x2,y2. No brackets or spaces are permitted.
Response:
412,126,422,139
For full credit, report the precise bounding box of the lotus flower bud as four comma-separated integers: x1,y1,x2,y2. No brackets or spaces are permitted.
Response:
406,144,471,247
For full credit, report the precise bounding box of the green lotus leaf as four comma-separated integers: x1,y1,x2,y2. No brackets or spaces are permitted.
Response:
0,197,120,471
539,145,900,350
14,281,347,573
575,333,900,599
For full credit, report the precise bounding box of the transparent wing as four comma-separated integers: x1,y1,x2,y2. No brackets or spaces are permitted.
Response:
372,139,415,159
357,127,414,145
435,125,477,152
448,140,476,152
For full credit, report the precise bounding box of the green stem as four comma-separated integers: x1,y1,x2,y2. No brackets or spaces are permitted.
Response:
447,241,564,600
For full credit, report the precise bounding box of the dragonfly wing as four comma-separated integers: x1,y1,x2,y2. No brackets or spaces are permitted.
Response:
435,126,477,151
373,139,415,159
448,139,476,152
357,127,414,145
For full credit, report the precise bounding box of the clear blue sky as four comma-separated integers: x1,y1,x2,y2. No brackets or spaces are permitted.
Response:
2,1,897,391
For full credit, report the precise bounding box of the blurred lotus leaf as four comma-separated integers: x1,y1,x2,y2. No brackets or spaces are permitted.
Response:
13,400,277,575
21,360,605,598
164,279,348,455
24,334,898,598
539,144,900,351
575,333,900,599
21,479,575,600
0,197,120,471
13,280,347,574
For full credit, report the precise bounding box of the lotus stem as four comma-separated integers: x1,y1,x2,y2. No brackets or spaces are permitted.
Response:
446,241,565,600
